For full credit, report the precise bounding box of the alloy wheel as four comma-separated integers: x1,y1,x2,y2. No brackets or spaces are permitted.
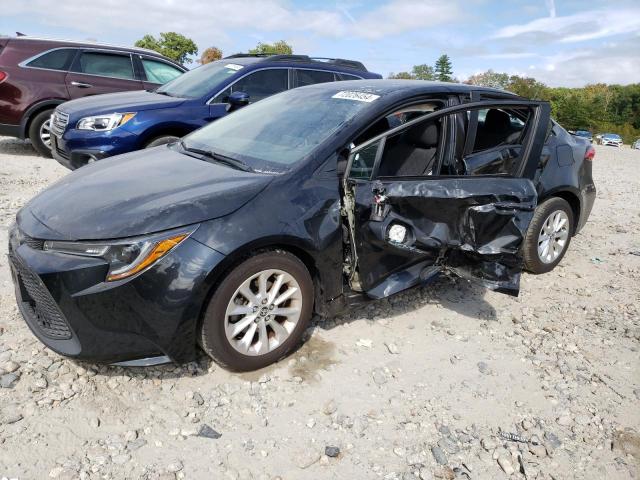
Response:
537,210,569,264
40,119,52,150
224,269,303,356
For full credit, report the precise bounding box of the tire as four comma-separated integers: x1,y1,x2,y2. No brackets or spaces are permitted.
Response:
523,197,574,274
28,109,55,158
200,251,314,371
145,135,180,148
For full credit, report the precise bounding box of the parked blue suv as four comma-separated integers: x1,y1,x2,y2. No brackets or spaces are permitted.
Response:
50,54,382,169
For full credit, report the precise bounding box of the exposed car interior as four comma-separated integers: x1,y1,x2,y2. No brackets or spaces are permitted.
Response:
378,121,440,176
474,108,526,151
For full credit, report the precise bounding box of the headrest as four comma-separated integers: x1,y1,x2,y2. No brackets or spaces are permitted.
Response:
406,123,439,148
484,109,511,132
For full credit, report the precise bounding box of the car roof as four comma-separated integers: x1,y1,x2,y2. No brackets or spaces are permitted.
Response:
6,36,178,60
225,54,370,73
296,79,523,98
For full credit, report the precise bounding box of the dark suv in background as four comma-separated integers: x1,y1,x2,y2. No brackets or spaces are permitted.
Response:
50,54,382,169
0,36,186,156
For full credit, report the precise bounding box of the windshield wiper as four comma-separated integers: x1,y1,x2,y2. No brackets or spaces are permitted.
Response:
155,90,174,96
179,141,254,172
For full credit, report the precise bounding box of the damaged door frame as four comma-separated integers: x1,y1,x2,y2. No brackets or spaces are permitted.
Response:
341,99,551,297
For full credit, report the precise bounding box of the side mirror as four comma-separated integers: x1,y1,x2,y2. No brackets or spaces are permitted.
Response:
227,91,250,111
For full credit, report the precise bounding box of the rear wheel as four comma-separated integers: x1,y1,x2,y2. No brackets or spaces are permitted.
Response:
28,109,55,157
145,135,180,148
199,251,313,371
523,197,574,274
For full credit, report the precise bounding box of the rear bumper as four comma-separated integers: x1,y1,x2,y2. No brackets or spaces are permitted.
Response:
8,225,225,364
0,122,20,138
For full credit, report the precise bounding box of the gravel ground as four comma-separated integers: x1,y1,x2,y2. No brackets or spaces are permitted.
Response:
0,137,638,480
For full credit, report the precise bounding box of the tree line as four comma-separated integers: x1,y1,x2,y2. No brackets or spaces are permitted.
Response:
134,33,639,142
134,32,292,65
391,58,639,142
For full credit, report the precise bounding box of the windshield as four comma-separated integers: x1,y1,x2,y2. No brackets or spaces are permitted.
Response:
156,61,245,98
603,134,621,139
182,87,377,173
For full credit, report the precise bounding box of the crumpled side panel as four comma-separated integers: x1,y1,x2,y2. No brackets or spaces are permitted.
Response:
356,177,537,296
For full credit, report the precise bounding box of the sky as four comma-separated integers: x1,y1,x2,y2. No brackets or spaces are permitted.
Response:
2,0,639,87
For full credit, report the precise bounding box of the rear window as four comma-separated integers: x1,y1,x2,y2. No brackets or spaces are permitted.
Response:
337,72,361,81
141,58,183,84
74,51,135,80
26,48,76,71
295,69,335,87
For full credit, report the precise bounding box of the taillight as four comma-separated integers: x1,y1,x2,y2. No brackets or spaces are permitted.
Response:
0,71,7,83
584,145,595,161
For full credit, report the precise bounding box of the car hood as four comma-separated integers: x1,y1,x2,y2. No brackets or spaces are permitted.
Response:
17,147,273,241
58,90,186,117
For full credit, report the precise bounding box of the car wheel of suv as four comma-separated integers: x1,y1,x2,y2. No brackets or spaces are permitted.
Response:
145,135,180,148
200,251,313,371
28,109,55,158
523,197,574,274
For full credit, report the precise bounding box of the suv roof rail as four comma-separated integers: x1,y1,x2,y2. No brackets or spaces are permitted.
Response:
224,53,368,72
8,35,171,59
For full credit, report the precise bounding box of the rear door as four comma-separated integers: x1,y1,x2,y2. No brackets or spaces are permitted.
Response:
343,100,551,298
65,49,143,99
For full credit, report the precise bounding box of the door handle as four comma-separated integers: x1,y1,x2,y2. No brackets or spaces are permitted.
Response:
70,81,92,88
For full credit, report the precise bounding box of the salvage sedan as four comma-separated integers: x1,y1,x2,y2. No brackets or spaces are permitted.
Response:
8,80,596,370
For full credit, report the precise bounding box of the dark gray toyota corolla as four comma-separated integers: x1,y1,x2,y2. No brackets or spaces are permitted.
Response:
8,80,595,371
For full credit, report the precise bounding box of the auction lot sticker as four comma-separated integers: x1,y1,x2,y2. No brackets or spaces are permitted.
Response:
224,63,243,71
332,91,380,102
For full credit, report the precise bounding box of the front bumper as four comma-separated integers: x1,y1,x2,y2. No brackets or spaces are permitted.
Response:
51,128,138,170
8,226,225,364
601,140,622,147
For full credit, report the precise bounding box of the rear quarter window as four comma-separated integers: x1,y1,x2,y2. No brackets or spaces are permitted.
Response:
26,48,76,71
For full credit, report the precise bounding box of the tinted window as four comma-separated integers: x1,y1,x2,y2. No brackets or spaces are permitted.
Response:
75,52,134,80
27,48,76,71
215,69,288,103
159,61,242,99
184,87,375,173
295,69,335,87
142,58,183,84
337,72,361,81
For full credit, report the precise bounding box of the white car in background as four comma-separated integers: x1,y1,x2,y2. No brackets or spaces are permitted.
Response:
600,133,623,147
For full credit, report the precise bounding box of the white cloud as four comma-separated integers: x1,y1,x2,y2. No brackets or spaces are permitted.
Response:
348,0,461,39
4,0,459,41
493,7,640,43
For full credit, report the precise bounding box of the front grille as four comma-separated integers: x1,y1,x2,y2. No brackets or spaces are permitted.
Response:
9,253,72,340
22,234,44,250
50,110,69,138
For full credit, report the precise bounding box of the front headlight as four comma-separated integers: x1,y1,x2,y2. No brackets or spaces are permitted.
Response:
43,227,196,281
76,112,136,131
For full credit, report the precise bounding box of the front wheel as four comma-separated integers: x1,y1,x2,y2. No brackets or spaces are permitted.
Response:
523,197,574,274
28,109,55,157
200,251,313,371
145,135,180,148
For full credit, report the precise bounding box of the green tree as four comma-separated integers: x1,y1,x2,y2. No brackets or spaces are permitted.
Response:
434,54,453,82
200,46,223,64
388,71,414,79
248,40,293,55
466,69,510,89
412,64,435,80
135,32,198,64
507,75,548,99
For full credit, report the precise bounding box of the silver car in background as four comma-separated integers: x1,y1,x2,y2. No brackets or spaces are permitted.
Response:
600,133,623,147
